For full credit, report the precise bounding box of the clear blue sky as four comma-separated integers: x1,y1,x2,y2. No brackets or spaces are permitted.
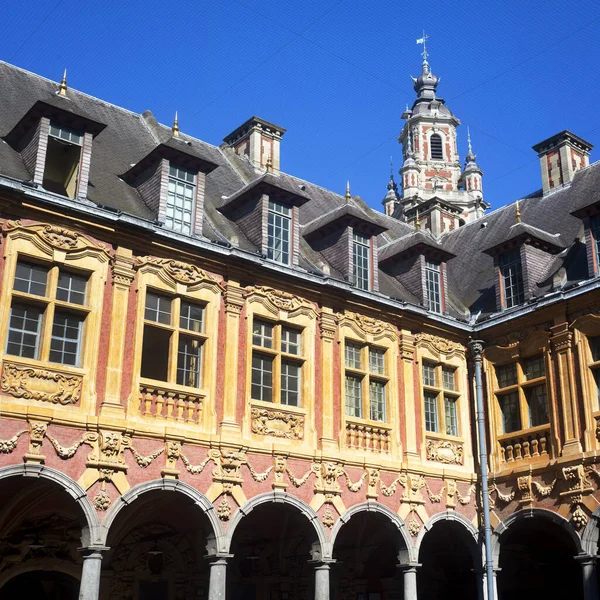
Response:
2,0,599,212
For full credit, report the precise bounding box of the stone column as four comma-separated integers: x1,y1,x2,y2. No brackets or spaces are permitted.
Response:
312,561,332,600
576,554,599,600
78,547,107,600
207,556,229,600
397,564,419,600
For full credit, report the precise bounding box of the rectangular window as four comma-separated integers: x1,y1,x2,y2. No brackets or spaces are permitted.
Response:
6,260,89,367
425,260,442,313
267,200,292,264
166,164,196,235
422,362,460,438
251,318,304,406
344,341,388,422
500,249,525,308
500,392,521,433
43,122,83,199
140,292,206,388
353,232,371,291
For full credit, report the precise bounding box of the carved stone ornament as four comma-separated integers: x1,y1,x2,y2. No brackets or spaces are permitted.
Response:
1,362,82,405
251,407,305,439
92,489,112,511
218,498,231,521
338,311,396,338
245,285,315,316
25,420,48,462
135,256,222,288
426,439,464,465
313,461,345,494
0,430,26,454
4,220,110,258
415,333,465,357
322,506,336,528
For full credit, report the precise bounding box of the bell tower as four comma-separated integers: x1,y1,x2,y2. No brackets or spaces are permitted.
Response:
396,37,488,235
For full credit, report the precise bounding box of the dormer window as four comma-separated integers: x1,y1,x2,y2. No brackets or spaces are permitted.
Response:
43,122,84,198
591,216,600,270
267,200,292,264
353,232,371,290
499,249,524,308
430,134,443,160
166,164,197,235
425,260,442,313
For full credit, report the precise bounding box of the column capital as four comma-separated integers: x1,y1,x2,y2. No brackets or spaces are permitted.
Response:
78,546,109,557
309,559,336,569
397,562,421,572
575,553,598,566
205,553,233,564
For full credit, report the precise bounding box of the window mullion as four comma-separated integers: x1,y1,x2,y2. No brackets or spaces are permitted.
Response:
273,352,282,405
39,298,55,362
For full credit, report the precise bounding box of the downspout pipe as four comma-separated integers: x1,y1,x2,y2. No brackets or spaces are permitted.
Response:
469,340,495,600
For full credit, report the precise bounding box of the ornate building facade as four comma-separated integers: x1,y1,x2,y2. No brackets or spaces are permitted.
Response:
0,55,598,600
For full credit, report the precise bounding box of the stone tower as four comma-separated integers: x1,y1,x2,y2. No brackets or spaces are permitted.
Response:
388,43,489,236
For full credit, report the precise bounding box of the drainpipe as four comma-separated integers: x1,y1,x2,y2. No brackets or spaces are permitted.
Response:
469,340,495,600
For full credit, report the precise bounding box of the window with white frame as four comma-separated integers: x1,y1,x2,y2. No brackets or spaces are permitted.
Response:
43,122,84,199
6,260,89,366
140,291,206,387
425,260,442,313
166,164,196,235
251,318,303,406
422,362,459,436
267,200,292,264
499,249,525,308
344,341,388,421
353,232,371,291
495,355,549,434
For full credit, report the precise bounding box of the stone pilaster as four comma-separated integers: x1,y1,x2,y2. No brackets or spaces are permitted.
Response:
399,330,418,461
319,308,337,450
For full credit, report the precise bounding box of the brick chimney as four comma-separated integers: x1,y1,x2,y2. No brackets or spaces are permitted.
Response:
532,130,593,194
223,116,286,173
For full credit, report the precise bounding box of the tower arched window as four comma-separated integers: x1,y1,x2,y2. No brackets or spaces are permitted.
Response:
430,134,443,160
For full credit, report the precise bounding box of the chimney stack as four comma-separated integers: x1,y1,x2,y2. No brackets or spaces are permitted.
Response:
532,130,593,194
223,116,285,173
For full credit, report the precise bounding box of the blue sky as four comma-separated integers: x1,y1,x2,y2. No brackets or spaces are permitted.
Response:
1,0,599,212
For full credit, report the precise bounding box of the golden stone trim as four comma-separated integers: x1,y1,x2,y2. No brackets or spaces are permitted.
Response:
1,362,82,405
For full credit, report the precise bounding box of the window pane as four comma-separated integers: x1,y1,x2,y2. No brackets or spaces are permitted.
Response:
251,353,273,402
369,348,385,375
267,202,291,264
523,356,545,380
353,234,370,291
444,396,458,436
49,123,83,145
425,260,441,313
141,325,171,382
345,375,362,418
281,327,300,355
180,302,204,332
252,320,273,349
369,381,386,422
145,293,172,324
500,392,521,433
590,337,600,363
6,303,42,359
595,370,600,409
424,392,438,432
345,343,362,369
500,249,524,308
165,169,196,235
13,262,48,296
49,311,83,366
56,271,87,305
281,360,300,407
422,363,436,387
526,385,549,427
177,335,202,388
496,363,517,388
442,367,456,391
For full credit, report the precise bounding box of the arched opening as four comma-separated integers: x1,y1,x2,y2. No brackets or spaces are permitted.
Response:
497,515,582,600
0,474,87,598
332,511,409,600
228,501,320,600
103,487,216,600
0,570,79,599
417,519,479,600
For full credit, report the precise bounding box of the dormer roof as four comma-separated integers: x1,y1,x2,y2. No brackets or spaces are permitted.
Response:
302,203,388,239
483,221,565,256
379,230,455,264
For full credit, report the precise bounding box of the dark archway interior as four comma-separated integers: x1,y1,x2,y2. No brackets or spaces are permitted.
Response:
498,517,583,600
417,520,478,600
229,503,318,600
0,570,79,600
0,477,83,597
332,512,405,600
103,490,212,600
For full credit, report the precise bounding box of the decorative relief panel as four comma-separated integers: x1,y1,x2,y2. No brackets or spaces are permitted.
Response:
1,362,82,405
250,407,305,439
414,333,465,357
245,285,316,318
135,256,223,291
425,438,464,465
337,311,396,339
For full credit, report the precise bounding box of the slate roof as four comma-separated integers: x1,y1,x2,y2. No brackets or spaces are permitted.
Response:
0,60,598,322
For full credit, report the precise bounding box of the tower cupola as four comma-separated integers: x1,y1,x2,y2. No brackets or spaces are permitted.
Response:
382,167,401,217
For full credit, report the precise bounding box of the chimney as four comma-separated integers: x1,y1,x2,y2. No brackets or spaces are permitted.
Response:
223,116,286,173
532,130,593,194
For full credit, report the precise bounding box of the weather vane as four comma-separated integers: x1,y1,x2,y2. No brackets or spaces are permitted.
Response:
416,31,429,63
